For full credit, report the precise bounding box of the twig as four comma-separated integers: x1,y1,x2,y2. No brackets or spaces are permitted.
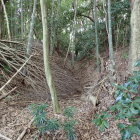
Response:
16,117,34,140
0,87,17,101
0,55,33,92
0,133,12,140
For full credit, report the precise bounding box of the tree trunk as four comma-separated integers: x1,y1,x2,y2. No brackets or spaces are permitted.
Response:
50,0,55,55
20,0,24,39
0,0,11,40
107,0,115,82
108,0,114,63
40,0,61,113
129,0,140,72
71,0,77,67
22,0,37,76
26,0,37,56
0,2,3,39
93,0,100,71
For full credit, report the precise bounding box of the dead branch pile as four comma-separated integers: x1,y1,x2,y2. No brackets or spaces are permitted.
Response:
0,41,81,101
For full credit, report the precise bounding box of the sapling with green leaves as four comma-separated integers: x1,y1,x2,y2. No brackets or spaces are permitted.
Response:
29,104,60,135
29,104,48,134
118,123,140,140
92,112,111,131
92,60,140,140
63,106,77,140
63,106,76,118
63,120,77,140
45,119,60,132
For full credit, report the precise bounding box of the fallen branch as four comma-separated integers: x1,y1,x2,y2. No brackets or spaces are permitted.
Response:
17,117,34,140
0,133,12,140
0,55,33,92
84,76,108,90
0,39,24,45
0,87,17,101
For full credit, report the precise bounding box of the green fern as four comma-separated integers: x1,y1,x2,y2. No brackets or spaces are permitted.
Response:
45,119,60,132
63,106,77,140
63,120,77,140
29,104,60,134
63,106,76,118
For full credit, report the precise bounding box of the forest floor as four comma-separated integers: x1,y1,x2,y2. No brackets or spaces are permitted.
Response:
0,46,140,140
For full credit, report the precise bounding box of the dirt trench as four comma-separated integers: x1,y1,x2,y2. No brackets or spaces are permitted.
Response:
1,45,140,140
12,43,83,102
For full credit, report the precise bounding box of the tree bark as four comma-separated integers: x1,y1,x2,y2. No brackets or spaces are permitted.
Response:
71,0,77,66
40,0,61,113
93,0,100,71
107,0,115,82
26,0,37,56
0,0,11,40
0,1,3,39
129,0,140,72
50,0,55,55
108,0,114,63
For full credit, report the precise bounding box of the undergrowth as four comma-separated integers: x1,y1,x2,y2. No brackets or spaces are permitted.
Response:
29,104,60,134
63,107,77,140
92,61,140,140
29,105,77,140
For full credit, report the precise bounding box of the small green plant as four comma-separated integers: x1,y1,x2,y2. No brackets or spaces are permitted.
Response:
29,104,78,139
45,119,60,132
63,106,77,140
92,60,140,139
63,120,77,140
92,112,111,131
29,104,48,134
118,122,140,140
63,106,76,118
29,104,60,134
110,96,140,120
